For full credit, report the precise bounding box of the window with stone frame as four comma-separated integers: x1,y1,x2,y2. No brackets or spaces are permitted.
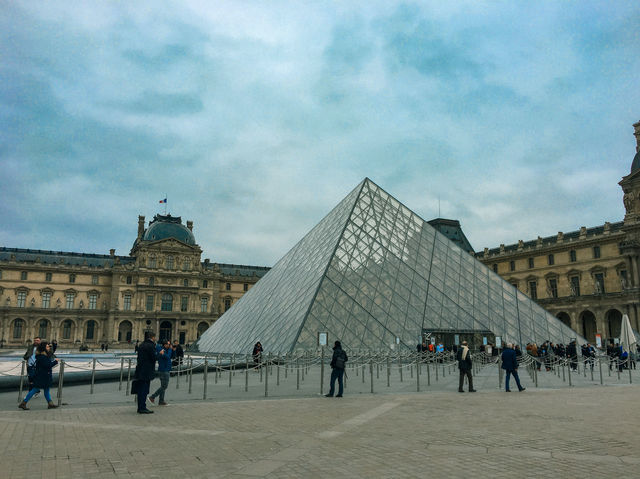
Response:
17,291,27,308
21,271,28,280
38,320,48,339
183,259,190,271
161,293,173,311
243,283,248,292
62,320,72,339
66,293,75,309
166,256,174,270
42,291,51,309
149,276,155,286
146,295,154,311
569,250,577,262
45,272,52,282
509,261,515,272
13,319,23,338
69,273,76,283
92,275,99,285
126,275,132,285
203,280,208,288
86,320,95,340
226,282,231,291
123,294,132,311
224,297,231,311
183,279,189,287
200,297,208,312
89,293,97,310
149,256,157,268
528,257,534,269
181,295,189,312
547,254,555,266
548,278,558,298
593,246,601,259
528,281,537,300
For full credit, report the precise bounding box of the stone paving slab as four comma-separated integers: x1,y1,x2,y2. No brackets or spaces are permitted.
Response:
0,363,639,478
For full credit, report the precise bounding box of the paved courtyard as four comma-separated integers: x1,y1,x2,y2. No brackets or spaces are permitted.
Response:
0,361,639,478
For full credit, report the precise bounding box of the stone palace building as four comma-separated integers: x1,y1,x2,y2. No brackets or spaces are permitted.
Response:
477,121,640,344
0,214,269,349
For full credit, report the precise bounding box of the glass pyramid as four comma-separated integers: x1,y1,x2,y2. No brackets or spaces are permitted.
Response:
193,178,583,354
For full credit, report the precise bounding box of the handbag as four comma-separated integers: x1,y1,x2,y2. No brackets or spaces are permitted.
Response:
131,379,139,395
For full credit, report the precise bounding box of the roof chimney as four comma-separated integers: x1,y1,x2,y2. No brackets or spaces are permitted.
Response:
186,220,193,232
138,215,145,239
634,121,640,153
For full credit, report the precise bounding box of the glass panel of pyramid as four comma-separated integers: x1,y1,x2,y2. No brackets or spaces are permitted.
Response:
193,178,583,354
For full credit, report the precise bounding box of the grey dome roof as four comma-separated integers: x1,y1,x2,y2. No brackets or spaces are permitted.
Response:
632,150,640,174
142,215,196,245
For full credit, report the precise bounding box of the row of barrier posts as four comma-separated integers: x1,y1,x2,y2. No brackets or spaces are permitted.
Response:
9,350,640,406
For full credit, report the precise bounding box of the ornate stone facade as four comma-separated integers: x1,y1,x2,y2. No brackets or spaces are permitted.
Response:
0,214,269,349
478,121,640,343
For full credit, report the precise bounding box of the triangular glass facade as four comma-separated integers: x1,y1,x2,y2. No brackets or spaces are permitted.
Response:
193,178,583,354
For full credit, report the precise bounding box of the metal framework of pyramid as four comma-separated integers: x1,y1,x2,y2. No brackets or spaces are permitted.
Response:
194,178,583,354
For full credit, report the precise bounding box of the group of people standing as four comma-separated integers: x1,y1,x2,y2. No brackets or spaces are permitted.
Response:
457,341,526,393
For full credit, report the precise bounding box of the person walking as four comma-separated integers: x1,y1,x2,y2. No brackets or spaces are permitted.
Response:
325,341,348,397
149,339,173,406
501,343,525,392
23,337,41,391
456,340,476,392
172,340,184,368
133,332,157,414
18,341,59,410
252,342,263,369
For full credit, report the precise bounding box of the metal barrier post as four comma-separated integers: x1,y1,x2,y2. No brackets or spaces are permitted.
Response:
568,362,572,386
119,357,125,391
435,357,438,381
264,356,269,397
126,359,132,396
296,357,300,390
203,358,209,400
416,359,420,392
18,360,26,402
90,357,96,394
562,362,566,382
370,358,374,394
229,356,233,388
260,359,263,383
599,358,603,385
629,359,632,384
277,354,281,386
386,355,390,387
617,360,621,381
188,357,193,394
245,354,249,392
320,349,324,395
534,366,538,388
399,354,403,382
57,360,64,407
427,359,431,386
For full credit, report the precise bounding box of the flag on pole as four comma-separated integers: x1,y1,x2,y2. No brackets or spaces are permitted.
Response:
159,198,167,204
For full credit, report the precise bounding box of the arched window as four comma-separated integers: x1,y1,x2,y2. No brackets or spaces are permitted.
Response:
118,320,133,342
161,294,173,311
197,322,209,338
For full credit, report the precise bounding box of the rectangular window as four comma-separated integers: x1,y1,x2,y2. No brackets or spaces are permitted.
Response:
528,281,537,300
149,276,155,286
69,274,76,283
21,271,28,280
123,294,131,311
203,280,208,289
182,260,190,271
45,272,52,282
224,298,231,311
149,257,157,268
570,276,580,296
593,246,601,259
86,321,95,340
62,321,71,339
161,294,173,311
126,276,132,285
89,293,97,310
92,275,98,285
492,264,498,273
548,254,555,266
243,283,248,292
166,256,174,270
66,293,75,309
200,297,208,313
181,295,189,312
620,270,628,289
226,282,231,291
146,295,155,311
183,279,189,287
528,258,534,269
42,292,51,309
548,279,558,298
569,250,577,262
17,291,27,308
509,261,515,272
13,320,23,338
594,273,605,294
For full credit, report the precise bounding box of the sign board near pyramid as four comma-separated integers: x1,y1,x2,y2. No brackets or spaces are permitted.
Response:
193,178,583,354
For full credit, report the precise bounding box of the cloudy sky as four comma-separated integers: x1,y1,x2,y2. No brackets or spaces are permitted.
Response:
1,1,639,266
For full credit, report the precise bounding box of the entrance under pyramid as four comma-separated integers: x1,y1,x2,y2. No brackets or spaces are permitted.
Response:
193,178,583,354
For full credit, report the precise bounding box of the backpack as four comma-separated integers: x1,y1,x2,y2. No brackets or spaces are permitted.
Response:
334,350,347,369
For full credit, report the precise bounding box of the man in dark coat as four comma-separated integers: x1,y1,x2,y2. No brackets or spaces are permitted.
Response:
172,340,184,367
134,332,157,414
456,340,476,392
325,341,348,397
501,343,525,392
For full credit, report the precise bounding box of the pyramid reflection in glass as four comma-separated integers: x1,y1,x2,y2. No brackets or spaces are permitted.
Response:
193,178,582,354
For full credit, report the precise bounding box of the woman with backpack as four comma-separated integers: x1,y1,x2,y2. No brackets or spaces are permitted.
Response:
18,341,59,410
